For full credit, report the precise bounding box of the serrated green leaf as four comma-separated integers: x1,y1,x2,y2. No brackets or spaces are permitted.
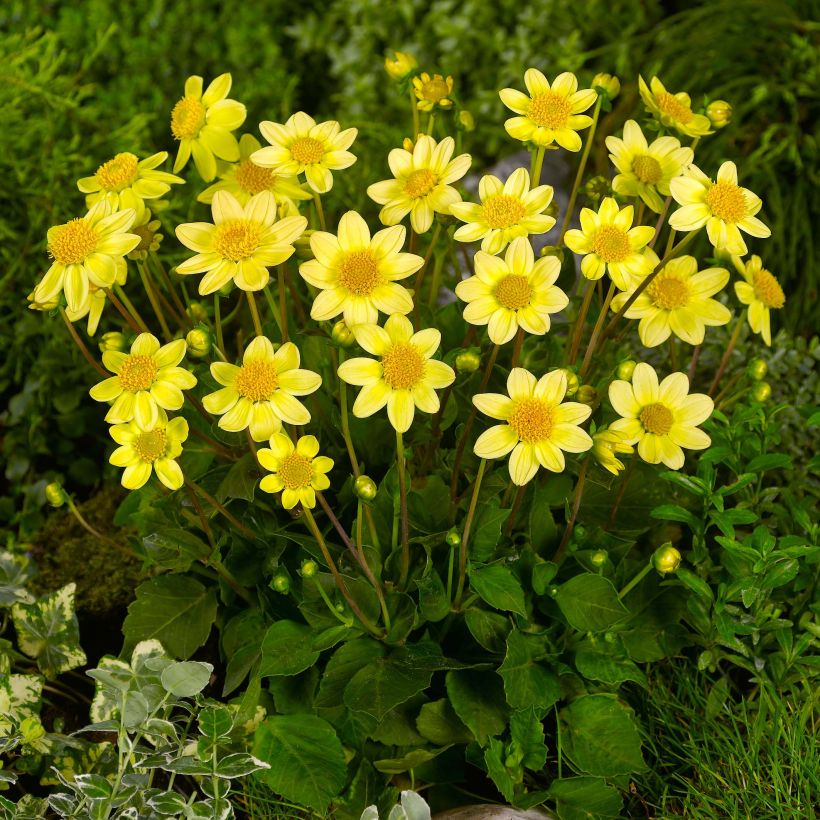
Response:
498,630,559,712
416,698,473,746
555,574,627,633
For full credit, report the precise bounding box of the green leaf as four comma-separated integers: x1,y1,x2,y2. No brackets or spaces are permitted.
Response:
141,529,210,571
214,752,269,779
0,550,35,606
651,504,701,530
761,558,799,589
575,644,646,687
483,737,516,802
469,564,527,617
160,661,213,697
549,776,623,820
416,569,450,623
253,715,346,812
510,707,547,771
498,630,560,712
374,747,448,775
531,560,558,595
464,608,511,654
198,706,234,739
216,452,259,502
315,638,385,709
221,610,266,696
445,670,508,746
554,574,627,633
416,698,473,745
123,576,217,659
528,482,558,553
676,568,714,602
746,453,792,473
471,502,510,562
260,620,320,677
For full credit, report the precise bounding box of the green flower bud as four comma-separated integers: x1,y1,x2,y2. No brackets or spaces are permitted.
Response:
354,475,378,502
593,73,620,101
747,358,768,381
539,245,564,262
558,369,580,397
301,559,318,578
332,320,356,348
270,572,290,593
591,549,607,567
752,382,772,402
616,359,637,381
707,100,732,128
582,175,611,203
295,229,316,260
576,384,598,405
653,543,682,574
187,301,209,324
45,482,66,508
99,331,126,353
458,110,475,131
455,350,481,373
445,528,461,547
573,525,587,542
218,282,233,298
186,327,212,358
384,51,418,81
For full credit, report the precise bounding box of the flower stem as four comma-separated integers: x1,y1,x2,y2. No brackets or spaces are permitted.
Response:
567,279,596,365
277,264,289,342
113,284,150,332
605,455,637,530
413,222,442,327
104,287,141,333
618,560,653,599
65,495,132,559
262,281,283,338
312,192,326,231
213,295,225,355
149,251,190,326
426,111,436,135
246,291,263,337
579,282,616,378
409,88,420,137
511,327,525,368
184,478,256,540
396,429,410,588
553,456,589,563
708,311,745,397
532,145,546,185
503,483,527,538
59,308,107,377
454,458,486,607
649,196,673,248
137,259,172,341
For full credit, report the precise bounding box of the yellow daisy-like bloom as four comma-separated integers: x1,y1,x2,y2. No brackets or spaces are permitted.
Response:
109,409,188,491
611,256,731,347
299,211,421,326
450,168,556,254
638,76,712,139
253,112,357,194
198,134,313,210
65,262,125,336
605,120,694,214
499,69,597,151
367,135,471,234
258,433,333,510
89,333,197,431
337,314,455,433
171,74,246,182
732,255,785,346
202,337,321,441
609,363,713,470
413,73,454,111
473,368,593,486
669,161,770,257
34,200,139,313
591,428,634,475
175,190,306,294
455,237,568,345
564,197,658,290
78,151,184,211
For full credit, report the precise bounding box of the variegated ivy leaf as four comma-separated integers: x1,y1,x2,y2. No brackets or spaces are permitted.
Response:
11,583,86,678
0,550,36,607
0,673,43,735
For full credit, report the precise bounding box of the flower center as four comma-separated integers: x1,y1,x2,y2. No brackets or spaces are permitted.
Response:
632,154,663,185
482,195,527,229
212,219,263,261
639,402,674,435
706,181,747,223
289,137,325,165
508,398,554,443
279,452,313,490
95,153,139,191
134,428,167,462
656,92,693,124
528,92,571,129
420,76,450,103
235,160,275,194
592,224,631,262
752,268,785,309
171,97,206,140
338,250,383,296
404,169,437,199
381,342,425,390
647,273,690,310
48,218,99,264
235,359,279,401
117,355,159,392
494,274,533,310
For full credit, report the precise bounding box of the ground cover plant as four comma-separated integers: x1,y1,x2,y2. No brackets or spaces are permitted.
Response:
1,41,818,820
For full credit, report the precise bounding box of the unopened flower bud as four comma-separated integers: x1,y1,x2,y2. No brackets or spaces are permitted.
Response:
187,301,208,324
445,529,461,547
752,381,771,402
591,549,607,567
593,73,620,101
707,100,732,128
653,543,682,574
45,482,66,508
455,350,481,373
573,525,587,542
186,328,212,358
402,136,417,152
354,475,378,502
300,559,318,579
576,384,598,405
540,245,564,262
270,572,290,593
384,50,418,81
332,320,356,348
458,110,475,132
99,331,126,353
558,369,579,397
747,358,767,381
616,359,637,381
295,229,316,260
218,282,233,298
582,175,611,203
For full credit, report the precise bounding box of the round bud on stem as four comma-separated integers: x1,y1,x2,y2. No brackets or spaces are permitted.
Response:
558,369,580,397
577,384,598,405
653,543,682,574
445,528,461,547
752,382,772,402
332,320,356,348
540,245,564,262
300,559,318,578
747,358,768,381
591,549,608,567
354,475,378,502
270,572,290,593
617,359,637,381
45,482,66,508
295,229,316,261
186,328,212,358
455,350,481,374
593,73,620,101
187,302,208,324
99,332,126,353
707,100,732,128
458,110,475,132
384,51,418,81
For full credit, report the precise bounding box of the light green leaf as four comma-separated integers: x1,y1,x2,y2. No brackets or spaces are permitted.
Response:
260,620,320,677
549,776,623,820
0,550,35,607
498,630,559,712
469,564,527,617
160,660,213,697
483,737,516,802
416,698,473,746
315,638,385,709
510,707,547,771
554,574,627,632
575,644,647,687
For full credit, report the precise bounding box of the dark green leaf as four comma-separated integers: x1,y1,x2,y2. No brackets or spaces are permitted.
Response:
549,776,623,820
498,630,559,712
469,564,527,617
471,502,510,562
416,698,473,746
555,574,627,633
260,620,320,677
445,670,508,746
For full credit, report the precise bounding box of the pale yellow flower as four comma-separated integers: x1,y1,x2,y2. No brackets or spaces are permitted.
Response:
413,73,454,111
450,168,556,254
609,363,713,469
367,135,471,234
638,76,712,138
591,428,634,475
384,51,418,81
258,433,333,510
455,237,568,344
299,211,421,326
65,282,113,337
337,314,455,433
732,255,785,346
473,368,593,486
202,337,321,441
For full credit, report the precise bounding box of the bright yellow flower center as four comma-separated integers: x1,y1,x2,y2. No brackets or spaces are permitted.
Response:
706,181,747,223
95,153,139,191
171,97,206,140
381,342,425,390
639,402,674,435
752,268,785,309
528,92,571,129
419,76,450,103
404,169,437,199
508,398,554,443
656,92,693,124
494,274,533,310
633,154,663,185
338,250,383,296
482,195,527,229
48,218,99,264
212,219,262,261
235,160,275,194
134,428,167,462
235,359,279,401
290,137,325,165
647,273,690,310
279,452,313,490
118,355,159,392
592,224,631,262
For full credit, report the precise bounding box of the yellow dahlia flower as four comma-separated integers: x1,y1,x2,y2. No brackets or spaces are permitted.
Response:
455,237,568,345
564,197,658,290
337,314,455,433
732,255,785,346
473,368,593,485
368,135,471,234
413,73,454,111
175,190,306,294
65,281,115,336
499,70,597,151
591,428,634,475
611,256,731,347
605,120,694,214
638,76,712,139
34,200,139,313
298,211,421,326
109,408,188,491
608,363,713,469
253,112,357,194
198,134,313,211
450,168,556,254
202,337,321,441
90,333,197,430
669,161,770,257
258,433,333,510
